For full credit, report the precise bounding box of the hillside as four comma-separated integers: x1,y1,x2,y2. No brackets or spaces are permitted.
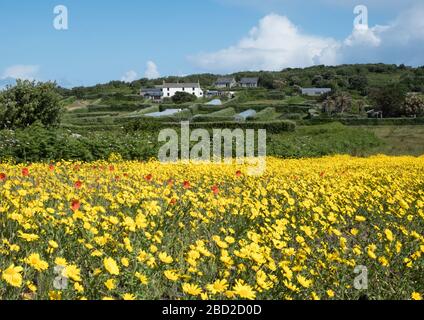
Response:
59,63,424,98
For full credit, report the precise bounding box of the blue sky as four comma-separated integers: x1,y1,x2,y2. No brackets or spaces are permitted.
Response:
1,0,423,87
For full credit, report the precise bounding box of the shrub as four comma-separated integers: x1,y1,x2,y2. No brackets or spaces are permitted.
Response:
402,94,424,117
0,80,63,129
172,92,197,104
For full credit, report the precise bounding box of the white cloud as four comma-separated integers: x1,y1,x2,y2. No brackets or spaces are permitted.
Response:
337,4,424,65
1,65,40,80
190,14,338,72
144,61,160,79
190,5,424,73
121,70,138,82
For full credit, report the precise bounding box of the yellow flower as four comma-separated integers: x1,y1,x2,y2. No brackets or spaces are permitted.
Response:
206,279,229,294
182,283,202,296
121,257,129,267
104,257,120,275
135,272,149,285
49,291,62,300
49,240,59,249
62,264,82,282
74,282,84,293
233,280,256,300
355,216,366,222
412,292,422,300
297,275,313,288
2,265,23,288
123,293,136,300
158,252,174,264
25,253,49,271
384,229,394,242
327,290,335,298
164,270,180,282
55,257,68,267
105,279,116,291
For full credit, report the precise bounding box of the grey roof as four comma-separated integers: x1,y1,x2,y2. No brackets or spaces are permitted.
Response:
240,77,259,84
215,77,236,85
157,83,200,89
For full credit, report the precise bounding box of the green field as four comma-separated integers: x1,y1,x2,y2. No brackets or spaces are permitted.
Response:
364,125,424,156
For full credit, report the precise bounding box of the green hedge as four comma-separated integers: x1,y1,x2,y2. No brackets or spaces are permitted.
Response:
87,104,149,113
299,117,424,126
125,119,296,133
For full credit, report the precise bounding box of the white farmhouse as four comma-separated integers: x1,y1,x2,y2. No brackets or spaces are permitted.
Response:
157,82,204,99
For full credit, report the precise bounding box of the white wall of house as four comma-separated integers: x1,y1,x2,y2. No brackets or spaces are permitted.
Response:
161,86,204,98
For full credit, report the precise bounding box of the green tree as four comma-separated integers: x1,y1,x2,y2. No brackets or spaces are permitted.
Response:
323,92,352,115
348,75,369,95
258,74,276,89
0,80,63,129
370,84,407,117
171,91,197,104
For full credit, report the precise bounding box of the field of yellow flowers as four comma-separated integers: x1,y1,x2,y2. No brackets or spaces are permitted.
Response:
0,155,423,300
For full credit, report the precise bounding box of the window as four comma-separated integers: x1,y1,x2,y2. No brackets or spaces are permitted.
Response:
182,88,185,91
193,88,195,91
167,93,170,97
167,88,170,91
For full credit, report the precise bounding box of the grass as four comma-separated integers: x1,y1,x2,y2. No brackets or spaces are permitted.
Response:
267,123,383,158
363,125,424,156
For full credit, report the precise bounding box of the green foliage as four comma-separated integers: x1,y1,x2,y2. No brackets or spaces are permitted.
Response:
299,117,424,126
0,80,63,129
348,74,369,95
0,124,159,163
370,84,407,117
172,92,197,104
252,107,280,121
267,122,382,158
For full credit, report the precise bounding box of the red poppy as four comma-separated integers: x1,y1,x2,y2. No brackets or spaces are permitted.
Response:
71,199,81,211
0,173,6,182
212,185,219,195
169,198,177,206
22,168,29,177
74,181,83,189
145,174,153,182
123,173,129,178
236,170,242,177
183,181,191,189
115,176,120,181
320,171,326,178
109,165,115,172
49,164,55,172
167,179,174,187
